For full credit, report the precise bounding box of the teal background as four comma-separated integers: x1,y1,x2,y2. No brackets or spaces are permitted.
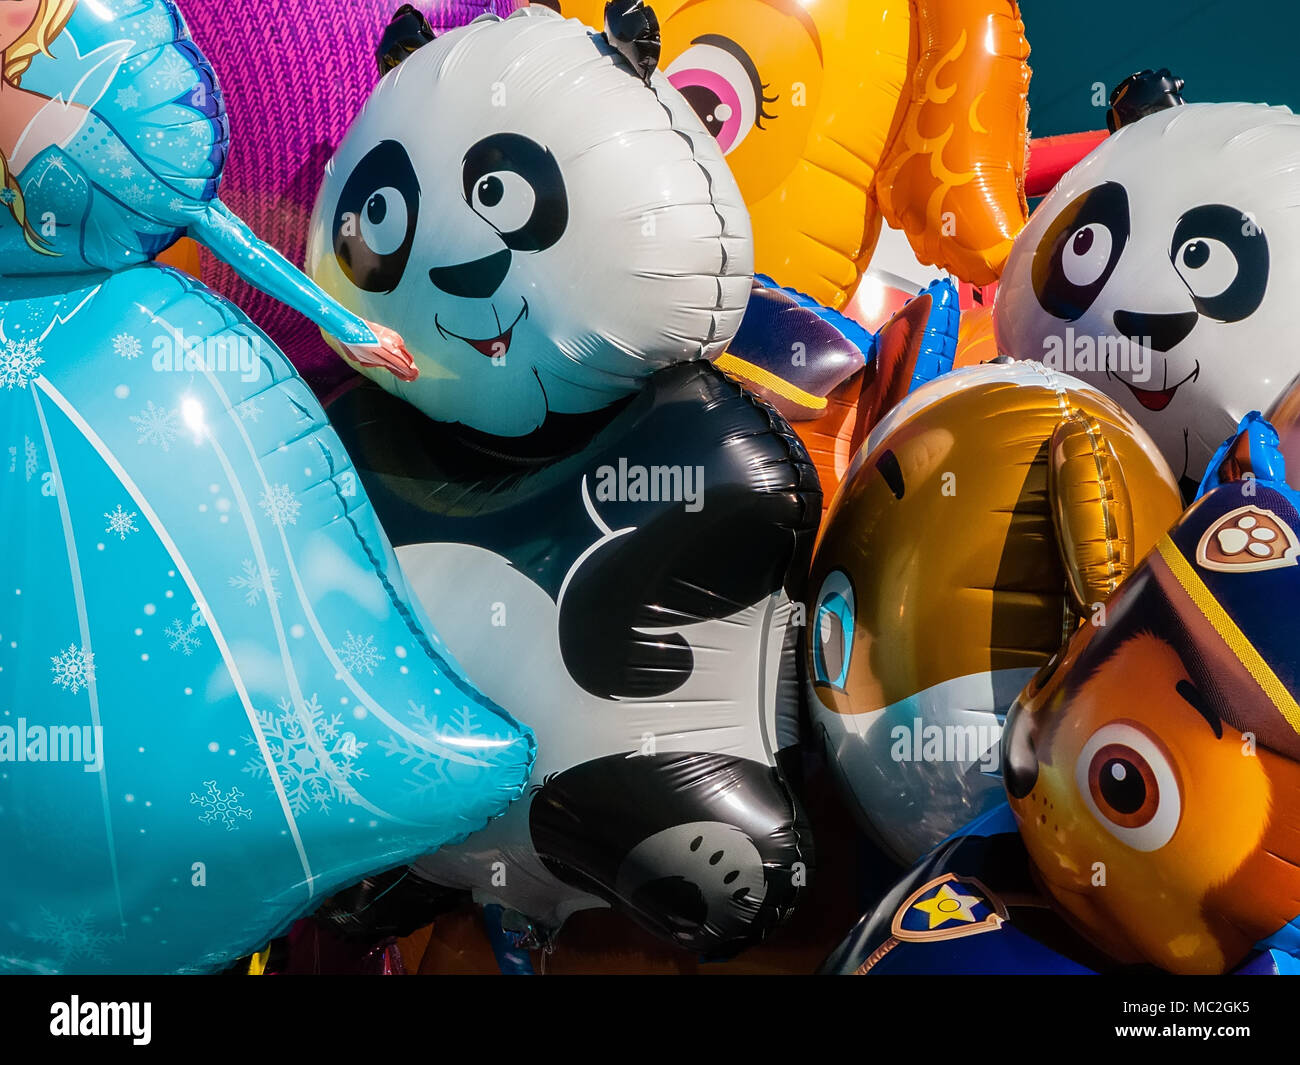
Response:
1023,1,1300,136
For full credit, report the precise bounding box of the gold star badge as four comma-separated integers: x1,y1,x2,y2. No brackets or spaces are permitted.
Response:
889,874,1007,943
912,881,981,929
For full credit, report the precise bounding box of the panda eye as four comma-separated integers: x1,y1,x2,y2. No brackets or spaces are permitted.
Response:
333,140,420,294
1174,237,1237,299
1075,722,1182,851
1032,182,1130,321
462,133,568,253
471,171,537,235
812,569,855,691
1169,204,1269,322
360,188,409,257
1062,224,1114,288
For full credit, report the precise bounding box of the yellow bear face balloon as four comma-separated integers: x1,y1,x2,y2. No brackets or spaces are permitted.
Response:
546,0,1031,307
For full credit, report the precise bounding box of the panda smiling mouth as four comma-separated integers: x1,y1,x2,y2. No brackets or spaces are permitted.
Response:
435,300,529,359
1107,360,1200,412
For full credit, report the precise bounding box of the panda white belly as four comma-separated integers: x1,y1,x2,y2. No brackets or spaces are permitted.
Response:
398,539,795,929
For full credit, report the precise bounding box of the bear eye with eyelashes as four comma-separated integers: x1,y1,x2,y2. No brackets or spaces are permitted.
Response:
333,140,421,293
461,133,569,253
666,34,779,155
1032,182,1130,321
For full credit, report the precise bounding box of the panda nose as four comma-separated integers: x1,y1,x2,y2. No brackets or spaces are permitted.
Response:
428,248,512,299
1002,698,1040,800
1112,308,1198,352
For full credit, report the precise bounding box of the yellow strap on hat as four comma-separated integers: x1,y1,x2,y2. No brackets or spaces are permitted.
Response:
1157,535,1300,739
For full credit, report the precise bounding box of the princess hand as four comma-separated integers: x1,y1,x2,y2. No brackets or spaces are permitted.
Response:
340,322,419,382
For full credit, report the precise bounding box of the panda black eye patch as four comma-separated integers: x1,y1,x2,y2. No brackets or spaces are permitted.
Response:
332,140,421,293
1168,203,1269,322
462,133,569,253
1032,181,1130,321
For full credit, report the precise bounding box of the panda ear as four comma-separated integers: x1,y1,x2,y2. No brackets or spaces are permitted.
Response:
1107,68,1185,131
603,0,661,86
377,4,436,75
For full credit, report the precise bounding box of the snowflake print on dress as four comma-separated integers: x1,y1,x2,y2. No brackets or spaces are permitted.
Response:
130,401,180,451
105,140,129,164
380,702,514,796
152,53,192,92
235,397,262,423
28,908,122,968
144,10,171,38
164,618,201,656
339,631,385,677
104,503,139,540
243,694,368,815
189,781,253,831
229,559,281,606
115,85,141,110
0,338,43,390
111,333,142,360
258,483,301,528
50,645,95,694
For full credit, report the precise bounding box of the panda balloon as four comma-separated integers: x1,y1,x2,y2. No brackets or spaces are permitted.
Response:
307,4,818,958
996,101,1300,498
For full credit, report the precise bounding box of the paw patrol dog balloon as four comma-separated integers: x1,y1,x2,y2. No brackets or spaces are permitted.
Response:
807,362,1181,864
1003,412,1300,974
0,0,533,974
996,103,1300,498
313,6,817,958
549,0,1031,306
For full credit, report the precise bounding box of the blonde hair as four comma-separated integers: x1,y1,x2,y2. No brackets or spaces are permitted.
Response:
3,0,78,255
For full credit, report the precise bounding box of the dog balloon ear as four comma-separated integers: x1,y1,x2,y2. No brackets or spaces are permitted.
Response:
1048,411,1137,616
377,4,436,75
603,0,661,85
1196,412,1288,500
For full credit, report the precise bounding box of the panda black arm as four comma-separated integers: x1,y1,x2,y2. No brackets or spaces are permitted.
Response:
558,360,821,700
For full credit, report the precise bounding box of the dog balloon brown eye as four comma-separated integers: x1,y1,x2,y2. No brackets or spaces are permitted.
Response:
1075,723,1181,851
1088,744,1159,826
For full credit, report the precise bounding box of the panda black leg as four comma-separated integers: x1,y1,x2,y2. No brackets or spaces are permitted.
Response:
529,751,809,957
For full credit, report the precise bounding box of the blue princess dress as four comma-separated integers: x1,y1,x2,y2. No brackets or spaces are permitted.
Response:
0,0,534,974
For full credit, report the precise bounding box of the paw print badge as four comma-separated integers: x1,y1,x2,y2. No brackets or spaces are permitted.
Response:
1196,505,1300,573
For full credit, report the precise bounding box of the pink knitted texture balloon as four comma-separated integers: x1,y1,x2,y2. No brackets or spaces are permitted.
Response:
182,0,522,395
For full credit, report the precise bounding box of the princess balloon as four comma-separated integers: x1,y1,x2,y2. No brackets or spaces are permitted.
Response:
0,0,534,974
